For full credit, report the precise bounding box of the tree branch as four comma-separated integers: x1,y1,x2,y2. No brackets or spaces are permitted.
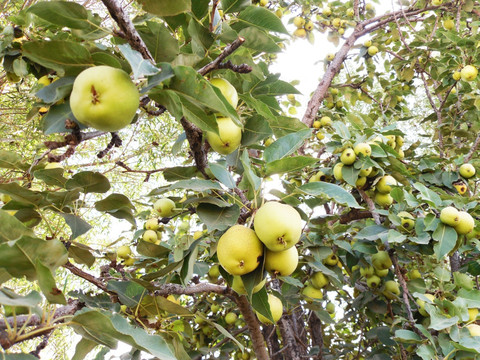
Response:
198,37,246,76
180,117,209,178
154,283,229,296
465,133,480,163
63,261,109,293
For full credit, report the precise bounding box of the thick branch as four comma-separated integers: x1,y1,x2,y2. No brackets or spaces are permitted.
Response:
63,261,108,293
180,117,209,178
279,315,301,360
339,209,373,224
154,283,228,296
198,37,246,76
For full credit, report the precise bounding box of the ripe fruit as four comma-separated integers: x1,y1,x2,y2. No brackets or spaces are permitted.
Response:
142,230,158,243
340,148,356,165
385,135,396,147
313,120,321,129
367,275,381,288
383,280,400,300
253,202,302,252
123,257,135,266
45,162,63,170
461,65,478,81
293,16,305,28
225,312,237,325
332,18,341,28
374,192,393,207
154,198,175,217
70,66,139,132
311,272,329,289
206,117,242,155
145,218,159,231
316,132,325,141
333,163,344,181
347,8,354,17
304,21,314,31
376,175,397,194
323,7,332,16
454,211,474,235
326,54,335,62
459,163,476,178
398,211,415,230
320,116,332,126
302,284,323,300
371,251,392,270
453,71,461,81
454,182,467,195
432,0,443,5
354,143,372,157
367,46,378,56
440,206,460,227
38,75,51,87
217,225,263,275
467,324,480,337
468,308,478,322
359,167,373,177
231,276,266,295
323,253,339,266
210,78,238,108
417,294,435,316
364,40,372,47
293,28,307,38
256,294,283,324
409,269,422,280
117,245,131,260
259,0,268,6
265,246,298,276
443,19,454,30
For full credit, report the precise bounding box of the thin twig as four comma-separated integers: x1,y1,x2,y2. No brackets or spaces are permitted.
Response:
198,37,246,76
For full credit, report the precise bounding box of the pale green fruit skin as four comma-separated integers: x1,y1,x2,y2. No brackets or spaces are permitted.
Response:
360,265,375,278
383,280,400,300
117,245,131,259
217,225,263,275
459,163,476,178
359,167,373,177
417,294,435,316
145,218,159,231
443,19,454,30
154,198,175,217
354,143,372,157
311,271,329,289
367,275,381,288
142,230,158,243
340,148,356,165
253,202,302,252
225,312,237,325
320,116,332,126
302,284,323,300
265,246,298,276
468,308,478,322
374,192,393,207
376,175,397,194
256,294,283,324
440,206,459,226
467,324,480,336
371,251,392,270
326,302,335,314
356,176,367,189
0,194,12,203
461,65,478,81
231,276,266,295
375,268,389,277
323,253,338,266
368,46,378,56
431,0,443,5
408,269,421,280
210,78,238,108
70,66,139,132
454,211,474,235
206,117,242,155
45,162,63,170
333,163,344,181
293,16,305,28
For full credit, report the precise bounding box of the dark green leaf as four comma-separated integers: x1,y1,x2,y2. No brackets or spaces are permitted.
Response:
0,150,29,171
68,245,95,267
239,27,281,53
394,329,423,344
413,182,442,207
66,171,111,193
137,23,179,63
266,116,308,137
60,213,92,240
42,101,85,134
35,260,66,304
118,44,159,80
72,338,98,360
136,241,171,258
137,0,191,16
209,163,236,189
107,281,147,307
298,182,362,209
35,76,75,104
33,168,67,187
265,156,318,176
0,182,44,206
241,116,273,146
222,0,250,13
196,203,240,231
163,166,199,181
264,129,311,163
237,6,288,34
0,209,35,243
95,194,136,226
356,225,389,241
251,287,274,323
27,1,93,29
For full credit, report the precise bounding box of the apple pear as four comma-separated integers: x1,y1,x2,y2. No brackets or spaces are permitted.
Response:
364,40,372,47
145,218,159,231
210,78,238,108
293,16,305,28
385,135,396,147
217,225,263,275
408,269,421,280
367,46,378,56
333,163,344,181
302,284,323,301
305,21,314,31
311,271,329,289
326,302,335,314
376,175,397,193
440,206,460,226
142,230,158,243
359,167,373,177
356,176,367,189
326,54,335,62
206,117,242,155
367,275,381,288
354,143,372,157
256,294,283,324
70,66,139,132
459,163,476,178
375,268,389,277
398,211,415,231
360,265,375,278
316,132,325,140
323,6,332,16
323,253,339,266
340,148,356,165
320,116,332,126
225,312,237,325
123,257,135,266
332,18,341,28
382,280,400,300
454,211,474,235
432,0,443,5
265,246,298,276
372,251,392,270
154,198,175,217
467,324,480,337
454,182,467,195
0,194,11,203
461,65,478,81
443,19,454,30
117,245,131,260
208,264,221,279
374,192,393,207
293,28,307,38
231,276,266,295
253,202,302,252
453,71,461,81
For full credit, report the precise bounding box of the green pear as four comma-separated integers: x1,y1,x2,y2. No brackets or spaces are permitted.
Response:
256,294,283,324
440,206,460,227
154,198,175,217
459,163,476,178
376,175,397,194
265,246,298,276
354,143,372,157
210,78,238,108
231,276,266,295
367,275,381,288
302,284,323,301
206,117,242,155
382,280,400,300
371,251,392,270
340,148,356,165
333,163,344,181
454,211,474,235
375,192,393,207
311,271,329,289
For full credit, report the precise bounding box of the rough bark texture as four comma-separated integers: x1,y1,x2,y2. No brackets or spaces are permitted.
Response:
308,311,324,359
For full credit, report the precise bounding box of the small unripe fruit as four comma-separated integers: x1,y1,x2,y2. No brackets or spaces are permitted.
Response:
376,175,397,194
293,28,307,38
143,230,158,243
453,71,461,81
117,245,131,259
340,148,356,165
333,163,344,181
320,116,332,126
313,120,321,129
367,46,378,56
443,19,454,30
440,206,460,227
293,16,305,29
354,143,372,157
459,163,476,178
145,218,159,231
225,312,237,325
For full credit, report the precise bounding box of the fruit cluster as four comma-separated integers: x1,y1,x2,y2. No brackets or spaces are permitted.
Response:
292,16,314,38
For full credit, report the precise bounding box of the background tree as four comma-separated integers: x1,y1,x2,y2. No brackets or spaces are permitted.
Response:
1,0,480,359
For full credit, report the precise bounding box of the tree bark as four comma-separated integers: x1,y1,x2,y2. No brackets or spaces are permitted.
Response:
308,311,323,359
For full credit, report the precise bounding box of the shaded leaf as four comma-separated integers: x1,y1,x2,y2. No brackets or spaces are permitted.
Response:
0,150,29,171
60,213,92,240
432,223,457,260
209,163,235,189
298,182,362,209
264,129,311,163
265,156,318,176
196,203,240,231
33,168,67,187
66,171,110,193
138,0,191,16
35,260,66,304
237,6,288,34
95,194,136,226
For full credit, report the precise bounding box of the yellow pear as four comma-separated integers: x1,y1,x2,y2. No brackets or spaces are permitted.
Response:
256,294,283,324
206,117,242,155
231,276,266,295
265,246,298,276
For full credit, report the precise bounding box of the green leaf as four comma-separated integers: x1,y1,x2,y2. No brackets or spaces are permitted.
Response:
163,166,199,181
42,101,85,134
239,27,281,53
95,194,136,226
71,309,177,359
264,129,312,163
413,182,442,207
72,338,98,360
0,182,44,206
240,150,261,191
332,121,351,140
66,171,111,193
68,245,95,267
27,1,95,29
167,179,223,192
137,0,191,16
60,213,92,240
251,286,274,323
298,182,362,209
356,225,389,241
222,0,250,13
196,203,240,231
106,281,147,307
35,260,66,304
341,165,359,187
33,168,67,187
2,354,40,359
0,210,35,243
242,116,273,146
432,223,458,260
387,229,407,244
457,289,480,307
23,41,93,75
0,289,42,307
265,156,318,176
35,76,75,104
0,150,29,171
266,116,308,137
117,43,159,80
416,344,436,360
427,305,459,331
209,163,236,189
237,6,288,34
136,241,171,258
180,244,199,285
137,22,179,63
394,329,423,343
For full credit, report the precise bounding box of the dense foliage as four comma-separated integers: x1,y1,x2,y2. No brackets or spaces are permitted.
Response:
1,0,480,359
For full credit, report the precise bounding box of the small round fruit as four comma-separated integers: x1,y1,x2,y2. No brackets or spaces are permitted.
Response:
38,75,51,87
340,148,356,165
354,143,372,157
432,0,443,5
326,53,335,62
143,230,158,243
302,284,323,300
316,132,325,140
326,302,335,314
208,264,221,279
356,176,367,189
459,163,476,178
332,18,341,28
360,266,375,278
367,275,381,288
265,246,298,276
193,230,204,240
359,167,373,177
256,294,283,324
231,276,266,295
440,206,460,227
210,78,238,108
313,120,321,129
154,198,175,217
225,312,237,325
311,272,329,289
443,19,454,30
383,280,400,300
453,71,461,81
293,16,305,29
70,66,139,132
211,304,220,314
375,192,393,207
323,7,332,16
333,163,344,181
409,269,421,280
323,253,338,266
454,183,467,195
376,175,397,194
304,21,314,31
320,116,332,126
399,211,415,230
371,251,392,270
264,137,274,147
123,257,135,266
145,218,159,231
461,65,478,81
117,245,131,260
454,211,474,235
206,117,242,155
217,225,263,275
364,40,372,47
367,46,379,56
253,202,302,252
293,28,307,38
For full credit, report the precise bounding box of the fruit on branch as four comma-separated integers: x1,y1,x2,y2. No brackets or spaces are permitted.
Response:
443,19,454,30
208,265,220,280
256,294,283,324
454,211,474,235
417,294,435,317
142,230,158,243
38,75,51,87
259,0,268,6
461,65,478,81
375,268,389,277
371,251,392,270
355,176,367,189
304,21,314,31
376,175,397,194
360,265,375,278
70,66,139,132
253,201,302,252
45,162,63,170
440,206,460,227
374,192,393,207
264,137,274,147
354,143,372,157
432,0,443,4
323,253,339,266
293,16,305,28
210,78,238,108
326,302,335,314
459,163,476,178
311,271,329,289
323,6,332,16
316,132,325,140
231,276,266,295
364,40,372,47
467,324,480,337
265,246,298,276
0,194,11,203
332,18,341,28
340,148,356,165
385,135,396,147
382,280,400,300
453,182,467,195
367,275,381,288
367,46,378,56
117,245,131,260
347,8,354,17
309,171,327,182
154,198,175,217
398,211,415,231
145,218,160,231
453,71,461,81
359,166,373,177
320,116,332,126
302,284,323,300
225,312,238,325
313,120,321,129
326,53,335,62
205,117,242,155
293,28,307,38
217,225,263,275
408,269,421,280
